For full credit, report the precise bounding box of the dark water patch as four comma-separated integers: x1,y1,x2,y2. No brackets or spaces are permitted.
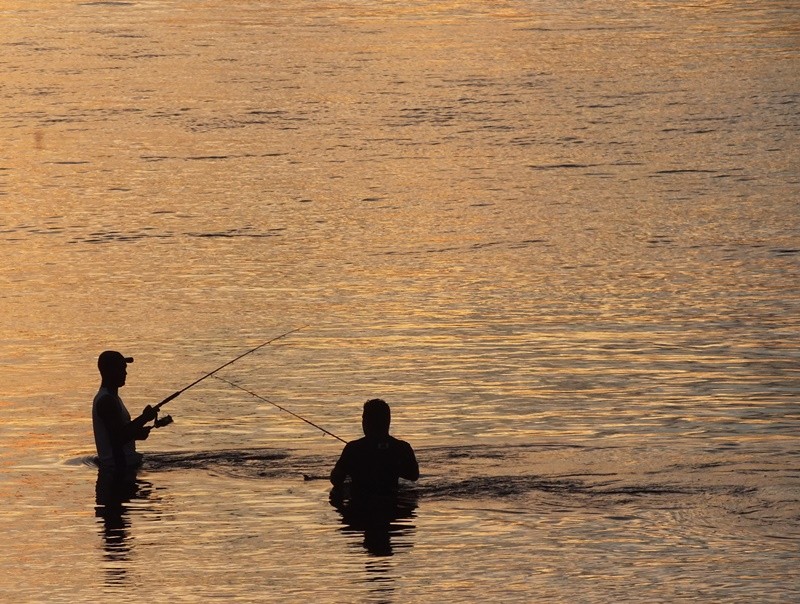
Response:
470,241,503,250
187,227,285,239
145,448,290,473
420,475,579,499
420,442,588,466
479,123,514,132
441,77,496,89
149,109,193,119
89,30,147,39
28,88,59,97
558,472,619,478
439,448,508,461
377,237,548,257
646,461,735,474
28,227,65,235
773,248,799,256
65,455,99,467
142,152,279,163
67,449,318,480
60,225,288,244
248,110,288,117
186,113,306,132
396,107,457,125
0,221,76,239
149,449,349,482
686,115,741,123
422,473,755,502
528,163,600,170
122,53,170,60
392,104,495,128
73,230,175,244
764,533,800,541
651,169,720,175
594,483,702,497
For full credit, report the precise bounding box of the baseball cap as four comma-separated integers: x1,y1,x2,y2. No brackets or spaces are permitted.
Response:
97,350,134,372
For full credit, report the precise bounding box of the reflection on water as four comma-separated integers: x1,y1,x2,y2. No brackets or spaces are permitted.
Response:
330,485,417,558
331,485,417,602
95,469,158,586
0,0,798,601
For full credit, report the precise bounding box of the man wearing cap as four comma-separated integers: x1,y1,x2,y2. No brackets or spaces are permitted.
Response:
93,351,158,470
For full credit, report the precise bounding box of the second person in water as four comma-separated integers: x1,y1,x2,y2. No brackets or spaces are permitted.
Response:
330,398,419,496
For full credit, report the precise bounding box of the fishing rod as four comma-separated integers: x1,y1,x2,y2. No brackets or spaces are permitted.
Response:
152,326,308,422
214,375,347,444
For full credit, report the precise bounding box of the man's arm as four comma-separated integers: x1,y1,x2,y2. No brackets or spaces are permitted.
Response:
330,444,351,486
96,396,155,444
130,404,157,439
399,442,419,482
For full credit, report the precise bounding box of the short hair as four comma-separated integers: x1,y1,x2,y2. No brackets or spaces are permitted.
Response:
363,398,391,433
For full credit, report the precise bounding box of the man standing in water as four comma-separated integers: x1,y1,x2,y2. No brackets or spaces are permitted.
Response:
93,350,158,470
330,398,419,496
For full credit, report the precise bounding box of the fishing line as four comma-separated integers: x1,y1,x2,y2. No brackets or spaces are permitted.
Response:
214,375,347,444
153,325,308,412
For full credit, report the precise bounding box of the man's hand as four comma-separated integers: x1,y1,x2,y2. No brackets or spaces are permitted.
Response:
129,405,158,438
141,404,158,422
135,426,153,440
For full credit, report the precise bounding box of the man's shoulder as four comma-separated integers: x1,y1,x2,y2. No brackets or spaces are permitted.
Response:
347,435,414,453
95,390,117,405
388,435,414,449
345,437,370,450
95,391,121,417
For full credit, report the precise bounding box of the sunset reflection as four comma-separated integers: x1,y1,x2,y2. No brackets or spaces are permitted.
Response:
0,0,798,601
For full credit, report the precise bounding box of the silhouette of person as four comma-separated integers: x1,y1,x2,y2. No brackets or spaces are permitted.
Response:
330,400,419,556
330,398,419,496
92,350,157,471
95,468,156,584
332,489,418,557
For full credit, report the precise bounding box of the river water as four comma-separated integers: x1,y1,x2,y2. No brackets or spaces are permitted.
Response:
0,1,798,602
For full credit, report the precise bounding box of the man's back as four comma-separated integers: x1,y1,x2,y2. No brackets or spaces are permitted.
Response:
331,434,419,495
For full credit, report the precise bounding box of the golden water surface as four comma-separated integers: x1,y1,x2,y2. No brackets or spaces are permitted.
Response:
0,1,798,602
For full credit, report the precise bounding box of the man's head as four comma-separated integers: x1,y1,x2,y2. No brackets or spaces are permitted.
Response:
362,398,391,437
97,350,133,387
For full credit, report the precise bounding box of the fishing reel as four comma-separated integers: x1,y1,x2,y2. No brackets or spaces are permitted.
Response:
153,411,174,429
